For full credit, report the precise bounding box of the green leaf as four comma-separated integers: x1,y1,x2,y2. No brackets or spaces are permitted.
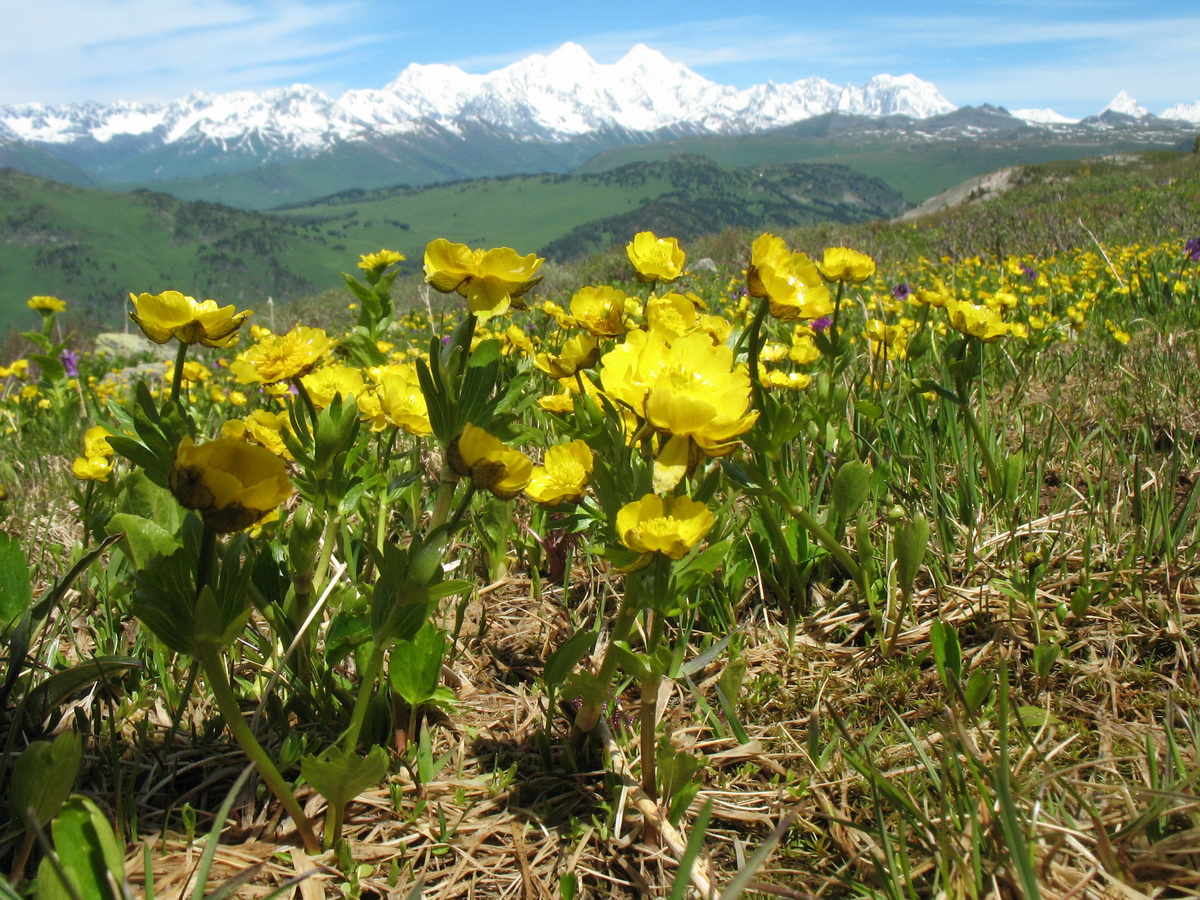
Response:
544,630,598,689
0,532,32,635
830,460,872,523
36,796,126,900
930,619,961,691
106,513,181,571
300,746,388,810
10,732,81,827
389,623,447,708
894,515,930,600
23,658,142,727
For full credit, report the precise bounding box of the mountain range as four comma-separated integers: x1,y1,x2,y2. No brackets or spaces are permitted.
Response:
4,42,1195,200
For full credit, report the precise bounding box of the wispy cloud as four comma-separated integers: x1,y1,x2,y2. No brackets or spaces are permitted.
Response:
1,0,1196,115
0,0,382,103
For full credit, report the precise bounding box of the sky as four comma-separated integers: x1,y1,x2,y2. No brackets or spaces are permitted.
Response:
3,0,1197,118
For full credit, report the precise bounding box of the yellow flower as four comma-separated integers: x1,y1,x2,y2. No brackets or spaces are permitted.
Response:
230,326,335,384
423,238,544,322
616,493,714,561
72,455,113,482
598,330,669,416
169,436,293,533
817,247,876,284
357,364,431,435
945,298,1010,343
357,249,405,273
450,423,532,499
645,292,698,343
28,295,66,314
83,425,114,458
165,360,211,384
525,440,594,506
643,332,758,456
129,291,250,347
533,333,599,380
223,410,294,459
300,363,365,409
627,232,686,283
746,234,832,321
570,285,631,336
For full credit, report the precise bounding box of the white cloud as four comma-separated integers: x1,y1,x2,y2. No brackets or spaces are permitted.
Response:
0,0,380,104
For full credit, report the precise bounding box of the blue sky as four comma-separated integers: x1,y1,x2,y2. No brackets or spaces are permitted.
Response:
3,0,1197,117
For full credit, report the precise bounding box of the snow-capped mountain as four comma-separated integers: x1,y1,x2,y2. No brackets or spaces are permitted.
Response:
1163,101,1200,124
1011,108,1078,125
0,43,954,158
1102,91,1150,118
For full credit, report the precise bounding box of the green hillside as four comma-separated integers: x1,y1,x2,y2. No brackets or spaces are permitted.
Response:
0,169,351,333
0,157,905,334
576,112,1194,203
275,156,906,263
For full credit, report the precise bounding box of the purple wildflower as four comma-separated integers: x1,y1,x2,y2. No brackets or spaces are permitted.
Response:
60,349,80,378
891,282,912,300
1021,265,1038,280
811,316,833,332
1185,237,1200,262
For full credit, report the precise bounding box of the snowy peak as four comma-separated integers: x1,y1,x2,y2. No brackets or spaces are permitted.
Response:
1163,101,1200,124
1103,91,1149,118
0,42,959,155
1011,108,1078,125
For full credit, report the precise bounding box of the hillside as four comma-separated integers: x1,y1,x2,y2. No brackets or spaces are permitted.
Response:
274,156,906,262
0,169,343,332
0,157,904,333
577,109,1195,203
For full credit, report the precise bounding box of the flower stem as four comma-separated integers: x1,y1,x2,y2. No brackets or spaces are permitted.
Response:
169,340,189,406
784,500,870,606
340,642,387,754
197,644,320,854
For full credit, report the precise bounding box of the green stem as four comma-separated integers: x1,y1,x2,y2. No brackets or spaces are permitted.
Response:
341,642,388,754
169,340,189,406
568,581,642,747
783,500,869,606
291,376,319,431
746,299,770,430
825,281,845,411
198,644,320,854
310,504,340,601
960,401,1003,496
428,463,459,532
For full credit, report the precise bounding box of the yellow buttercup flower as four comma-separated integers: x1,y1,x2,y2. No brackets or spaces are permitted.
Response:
423,238,544,322
818,247,877,284
643,332,758,456
357,249,405,273
357,364,431,435
627,232,686,284
450,423,532,500
28,295,66,314
945,298,1010,343
570,286,631,336
525,440,594,506
72,455,113,482
129,291,250,347
645,292,698,343
533,333,599,380
747,234,833,321
83,425,114,458
300,363,365,409
222,409,295,459
229,326,335,384
616,493,714,561
169,436,293,534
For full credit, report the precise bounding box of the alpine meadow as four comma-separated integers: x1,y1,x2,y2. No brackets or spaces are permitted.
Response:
3,36,1200,900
